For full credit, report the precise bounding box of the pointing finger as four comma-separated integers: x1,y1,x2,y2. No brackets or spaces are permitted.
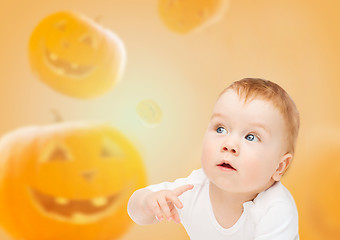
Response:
173,184,194,197
166,193,184,209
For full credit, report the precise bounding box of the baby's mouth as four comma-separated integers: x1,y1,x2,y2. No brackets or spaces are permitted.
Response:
217,161,237,171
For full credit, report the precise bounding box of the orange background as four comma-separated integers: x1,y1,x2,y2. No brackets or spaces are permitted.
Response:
1,0,340,239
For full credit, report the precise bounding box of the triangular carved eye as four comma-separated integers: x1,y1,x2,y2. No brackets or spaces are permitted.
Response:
54,20,67,31
80,33,96,47
48,147,70,161
101,138,125,159
40,141,72,163
101,148,112,158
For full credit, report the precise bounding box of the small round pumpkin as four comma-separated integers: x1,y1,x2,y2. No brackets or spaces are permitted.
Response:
136,99,162,127
158,0,229,34
0,122,146,240
28,11,126,99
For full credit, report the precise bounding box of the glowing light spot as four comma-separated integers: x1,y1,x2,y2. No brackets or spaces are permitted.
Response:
136,99,162,127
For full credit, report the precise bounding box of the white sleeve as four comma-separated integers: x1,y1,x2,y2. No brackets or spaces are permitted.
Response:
146,169,203,192
254,202,299,240
145,169,204,224
146,176,189,192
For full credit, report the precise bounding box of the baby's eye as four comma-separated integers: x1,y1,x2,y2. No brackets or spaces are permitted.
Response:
245,134,259,142
216,126,227,134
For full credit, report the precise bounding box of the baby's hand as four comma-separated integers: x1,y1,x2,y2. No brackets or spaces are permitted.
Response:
143,184,194,223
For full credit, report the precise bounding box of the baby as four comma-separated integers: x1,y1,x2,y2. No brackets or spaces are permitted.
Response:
128,78,300,239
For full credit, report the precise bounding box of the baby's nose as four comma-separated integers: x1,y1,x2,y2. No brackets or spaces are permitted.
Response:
221,141,239,155
222,146,237,154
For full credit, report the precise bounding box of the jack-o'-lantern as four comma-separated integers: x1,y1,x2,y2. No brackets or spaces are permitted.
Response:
28,11,126,99
283,127,340,240
158,0,229,34
0,122,146,240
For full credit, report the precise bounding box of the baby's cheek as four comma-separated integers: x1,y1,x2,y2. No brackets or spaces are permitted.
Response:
242,160,269,187
201,141,215,161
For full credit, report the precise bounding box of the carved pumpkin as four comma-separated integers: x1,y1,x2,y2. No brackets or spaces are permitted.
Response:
0,122,146,240
28,11,126,99
158,0,229,34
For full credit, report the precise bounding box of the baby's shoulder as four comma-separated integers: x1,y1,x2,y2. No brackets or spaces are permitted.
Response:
250,182,299,235
251,181,298,220
254,181,295,205
185,168,208,184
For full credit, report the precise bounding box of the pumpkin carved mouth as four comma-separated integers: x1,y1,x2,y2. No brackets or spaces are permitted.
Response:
29,188,121,224
44,48,95,78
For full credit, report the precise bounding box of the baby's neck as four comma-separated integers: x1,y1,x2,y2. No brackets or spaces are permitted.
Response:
209,182,257,206
208,182,259,229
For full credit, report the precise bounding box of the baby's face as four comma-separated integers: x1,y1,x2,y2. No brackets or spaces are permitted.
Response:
201,90,289,195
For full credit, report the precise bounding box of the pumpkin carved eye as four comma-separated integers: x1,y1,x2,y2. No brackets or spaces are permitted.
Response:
101,148,113,158
54,20,67,31
48,147,70,162
80,33,96,48
40,141,72,163
101,138,125,159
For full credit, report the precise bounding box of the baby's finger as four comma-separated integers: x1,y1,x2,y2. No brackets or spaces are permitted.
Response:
157,197,172,220
165,193,184,209
173,184,194,197
170,208,181,223
148,200,163,221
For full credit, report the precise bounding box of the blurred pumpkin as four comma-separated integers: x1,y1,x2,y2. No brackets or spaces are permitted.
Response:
136,99,162,127
0,122,146,240
158,0,229,34
28,11,126,99
283,126,340,240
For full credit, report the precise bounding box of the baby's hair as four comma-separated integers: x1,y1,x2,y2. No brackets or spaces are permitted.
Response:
220,78,300,155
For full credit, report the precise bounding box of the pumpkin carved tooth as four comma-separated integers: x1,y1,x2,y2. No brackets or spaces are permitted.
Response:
44,48,94,78
49,52,58,61
55,197,69,205
55,67,65,76
71,212,87,224
91,197,107,207
71,63,78,69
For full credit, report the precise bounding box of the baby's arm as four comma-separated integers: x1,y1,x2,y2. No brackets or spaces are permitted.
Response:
127,184,194,225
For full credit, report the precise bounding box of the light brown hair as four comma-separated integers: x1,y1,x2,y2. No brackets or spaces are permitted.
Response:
220,78,300,155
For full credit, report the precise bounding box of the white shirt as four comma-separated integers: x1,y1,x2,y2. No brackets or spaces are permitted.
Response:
147,169,299,240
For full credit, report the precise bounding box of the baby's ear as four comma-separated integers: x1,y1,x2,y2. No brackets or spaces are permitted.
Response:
272,153,293,181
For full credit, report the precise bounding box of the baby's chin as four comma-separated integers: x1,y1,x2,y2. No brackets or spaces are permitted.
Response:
208,174,272,199
210,178,238,191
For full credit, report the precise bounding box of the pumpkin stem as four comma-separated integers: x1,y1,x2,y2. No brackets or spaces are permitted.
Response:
51,109,63,122
94,15,102,23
